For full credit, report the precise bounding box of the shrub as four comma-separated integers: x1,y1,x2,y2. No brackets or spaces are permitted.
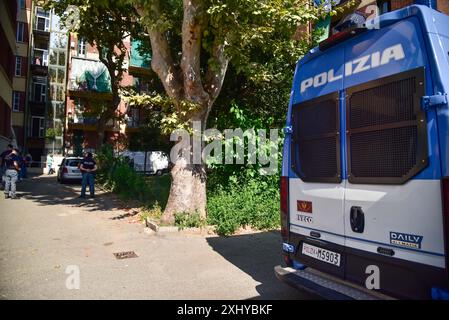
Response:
139,202,163,223
96,144,151,203
174,212,206,230
207,178,280,236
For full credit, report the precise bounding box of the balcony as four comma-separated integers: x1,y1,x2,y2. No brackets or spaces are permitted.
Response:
67,114,118,132
129,40,152,76
68,58,113,100
33,9,50,40
30,49,49,75
68,79,113,100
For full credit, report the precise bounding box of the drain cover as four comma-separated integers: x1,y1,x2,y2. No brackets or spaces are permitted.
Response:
113,251,138,259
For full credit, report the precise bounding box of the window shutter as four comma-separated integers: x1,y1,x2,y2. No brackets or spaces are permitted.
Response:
20,92,25,112
24,23,28,42
21,57,27,77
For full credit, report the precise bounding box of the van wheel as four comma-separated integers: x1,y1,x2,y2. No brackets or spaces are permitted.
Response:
156,170,162,176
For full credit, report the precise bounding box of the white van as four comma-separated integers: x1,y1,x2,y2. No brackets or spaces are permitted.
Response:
276,4,449,300
121,151,169,175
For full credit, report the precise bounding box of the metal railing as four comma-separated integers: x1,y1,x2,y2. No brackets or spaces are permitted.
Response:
68,79,112,93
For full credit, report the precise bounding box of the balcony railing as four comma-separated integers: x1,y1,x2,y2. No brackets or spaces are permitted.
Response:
70,117,98,125
68,79,112,92
68,115,117,129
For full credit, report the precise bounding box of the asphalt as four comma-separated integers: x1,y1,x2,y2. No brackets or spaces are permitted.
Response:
0,174,311,300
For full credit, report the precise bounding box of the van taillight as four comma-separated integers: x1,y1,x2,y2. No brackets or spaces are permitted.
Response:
442,178,449,274
280,176,289,241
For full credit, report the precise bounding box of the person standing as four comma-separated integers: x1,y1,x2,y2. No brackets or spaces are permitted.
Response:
17,152,24,182
79,152,97,199
1,144,13,189
4,148,21,199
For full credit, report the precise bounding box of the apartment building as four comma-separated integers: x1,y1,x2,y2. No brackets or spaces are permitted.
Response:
12,0,32,151
24,4,69,162
0,0,17,151
64,35,152,156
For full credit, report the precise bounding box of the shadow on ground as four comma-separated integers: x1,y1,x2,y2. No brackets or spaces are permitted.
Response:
17,174,126,213
207,231,314,300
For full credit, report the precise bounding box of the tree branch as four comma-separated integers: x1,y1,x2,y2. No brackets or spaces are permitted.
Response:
204,39,229,104
135,1,182,101
181,0,208,104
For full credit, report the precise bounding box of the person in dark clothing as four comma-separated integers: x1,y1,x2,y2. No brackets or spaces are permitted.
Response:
79,152,97,198
1,144,13,172
4,148,21,199
17,152,25,182
1,144,13,189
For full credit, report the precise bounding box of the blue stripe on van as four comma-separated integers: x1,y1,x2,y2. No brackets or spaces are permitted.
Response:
290,223,445,258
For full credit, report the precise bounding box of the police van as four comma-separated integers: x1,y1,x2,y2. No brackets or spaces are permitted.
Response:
276,4,449,300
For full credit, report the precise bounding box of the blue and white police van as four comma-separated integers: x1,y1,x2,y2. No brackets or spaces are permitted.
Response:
276,3,449,300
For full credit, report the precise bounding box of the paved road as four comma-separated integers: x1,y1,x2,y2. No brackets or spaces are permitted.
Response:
0,175,310,300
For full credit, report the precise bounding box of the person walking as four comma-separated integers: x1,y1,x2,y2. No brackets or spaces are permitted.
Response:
47,154,55,175
4,148,21,199
79,152,97,199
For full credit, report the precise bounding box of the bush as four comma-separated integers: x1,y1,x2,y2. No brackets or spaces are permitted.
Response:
206,104,282,236
207,177,280,236
139,202,163,223
174,212,206,230
96,144,151,203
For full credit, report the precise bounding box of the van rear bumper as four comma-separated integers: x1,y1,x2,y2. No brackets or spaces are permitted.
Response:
274,265,395,300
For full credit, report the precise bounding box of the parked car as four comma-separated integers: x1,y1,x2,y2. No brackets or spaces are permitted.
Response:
57,157,83,183
121,151,169,175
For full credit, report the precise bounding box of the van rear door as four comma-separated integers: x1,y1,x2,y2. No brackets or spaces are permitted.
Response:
289,48,346,278
341,17,447,298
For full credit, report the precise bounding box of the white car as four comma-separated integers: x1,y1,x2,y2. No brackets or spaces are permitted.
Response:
57,157,83,183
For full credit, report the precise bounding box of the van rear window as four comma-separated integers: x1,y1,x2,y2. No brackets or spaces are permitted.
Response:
291,92,341,183
346,67,428,184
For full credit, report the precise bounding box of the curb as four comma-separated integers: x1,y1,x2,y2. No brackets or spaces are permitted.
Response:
144,217,216,235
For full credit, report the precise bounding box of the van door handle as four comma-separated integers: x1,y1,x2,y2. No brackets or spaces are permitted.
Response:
350,206,365,233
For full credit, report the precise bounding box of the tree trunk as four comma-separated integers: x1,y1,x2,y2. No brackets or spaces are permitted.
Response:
163,161,207,224
135,0,229,223
162,112,208,224
97,122,106,149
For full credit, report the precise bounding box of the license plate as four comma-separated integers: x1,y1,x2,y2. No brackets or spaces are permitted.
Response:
73,170,80,174
302,243,341,266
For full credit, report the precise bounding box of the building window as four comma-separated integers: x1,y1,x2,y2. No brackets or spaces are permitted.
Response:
32,77,47,103
13,92,20,112
35,8,50,32
16,22,25,42
15,57,22,76
78,38,86,57
31,117,45,138
18,0,25,10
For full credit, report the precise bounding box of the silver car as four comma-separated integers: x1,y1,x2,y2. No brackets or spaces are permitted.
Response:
57,157,83,183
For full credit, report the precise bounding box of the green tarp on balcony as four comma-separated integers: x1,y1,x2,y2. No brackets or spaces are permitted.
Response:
130,40,151,69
